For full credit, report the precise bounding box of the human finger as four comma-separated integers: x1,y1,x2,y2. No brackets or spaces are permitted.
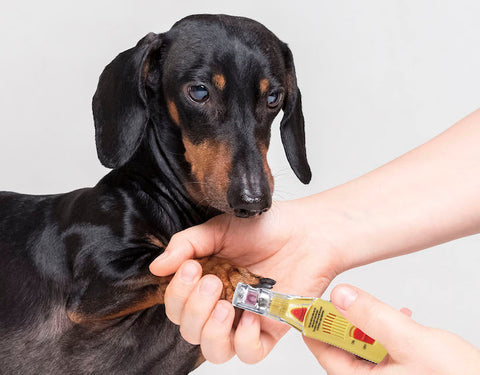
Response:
150,217,229,276
179,275,223,345
164,260,202,324
200,300,236,363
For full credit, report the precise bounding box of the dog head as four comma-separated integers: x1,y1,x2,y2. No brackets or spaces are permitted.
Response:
93,14,311,218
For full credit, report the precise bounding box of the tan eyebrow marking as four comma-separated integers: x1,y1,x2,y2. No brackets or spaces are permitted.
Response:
259,78,269,94
167,99,180,126
213,74,226,90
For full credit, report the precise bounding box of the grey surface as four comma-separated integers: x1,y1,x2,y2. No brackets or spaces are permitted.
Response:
0,1,479,374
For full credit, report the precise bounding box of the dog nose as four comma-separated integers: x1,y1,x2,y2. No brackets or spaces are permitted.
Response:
229,190,272,218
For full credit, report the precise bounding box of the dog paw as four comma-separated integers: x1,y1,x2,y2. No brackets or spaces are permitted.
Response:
196,257,274,302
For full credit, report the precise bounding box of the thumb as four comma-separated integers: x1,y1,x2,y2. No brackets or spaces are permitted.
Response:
149,215,230,276
331,284,420,352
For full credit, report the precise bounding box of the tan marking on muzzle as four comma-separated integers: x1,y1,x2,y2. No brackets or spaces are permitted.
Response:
213,74,226,90
183,138,232,206
259,144,274,194
260,78,269,94
167,99,180,126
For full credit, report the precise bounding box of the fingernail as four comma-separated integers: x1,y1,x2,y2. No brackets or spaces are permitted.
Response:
180,262,198,283
212,304,229,323
334,285,358,310
159,249,169,259
400,307,413,317
199,277,219,296
150,250,169,268
241,313,255,326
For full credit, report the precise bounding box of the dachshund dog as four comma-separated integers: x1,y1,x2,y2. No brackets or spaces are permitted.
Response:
0,14,310,374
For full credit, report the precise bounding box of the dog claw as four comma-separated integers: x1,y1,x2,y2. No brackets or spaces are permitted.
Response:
255,277,276,289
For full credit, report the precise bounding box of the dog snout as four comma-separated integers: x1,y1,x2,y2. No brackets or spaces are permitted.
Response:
228,182,272,218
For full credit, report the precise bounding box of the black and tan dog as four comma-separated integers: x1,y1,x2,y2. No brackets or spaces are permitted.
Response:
0,14,310,374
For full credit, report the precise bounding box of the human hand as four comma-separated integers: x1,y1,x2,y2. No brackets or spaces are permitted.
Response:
149,198,348,364
305,284,480,375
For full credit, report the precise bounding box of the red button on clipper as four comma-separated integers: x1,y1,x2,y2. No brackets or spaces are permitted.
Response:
291,307,307,322
352,328,375,344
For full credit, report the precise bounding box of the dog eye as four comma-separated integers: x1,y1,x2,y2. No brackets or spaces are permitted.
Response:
267,91,282,108
188,85,209,103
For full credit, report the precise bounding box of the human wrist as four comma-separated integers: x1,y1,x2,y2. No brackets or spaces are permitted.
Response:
290,192,370,274
293,183,416,273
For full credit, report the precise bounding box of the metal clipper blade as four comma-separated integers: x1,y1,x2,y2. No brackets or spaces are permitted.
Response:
232,283,272,315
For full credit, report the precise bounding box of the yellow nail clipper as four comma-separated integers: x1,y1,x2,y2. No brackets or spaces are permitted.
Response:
232,283,387,363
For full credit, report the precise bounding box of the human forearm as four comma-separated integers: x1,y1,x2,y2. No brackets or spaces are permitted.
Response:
304,109,480,270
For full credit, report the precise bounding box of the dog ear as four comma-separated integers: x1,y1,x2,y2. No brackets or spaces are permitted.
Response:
280,44,312,184
92,33,162,169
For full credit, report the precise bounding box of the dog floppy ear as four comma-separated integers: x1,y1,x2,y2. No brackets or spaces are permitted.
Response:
92,33,162,169
280,44,312,184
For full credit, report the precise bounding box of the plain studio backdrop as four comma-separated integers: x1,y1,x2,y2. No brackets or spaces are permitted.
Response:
1,1,479,373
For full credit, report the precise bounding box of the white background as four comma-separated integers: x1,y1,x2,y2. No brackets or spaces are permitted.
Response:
0,1,479,373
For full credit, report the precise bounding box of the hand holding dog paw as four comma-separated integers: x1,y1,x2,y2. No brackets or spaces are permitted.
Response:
149,199,344,364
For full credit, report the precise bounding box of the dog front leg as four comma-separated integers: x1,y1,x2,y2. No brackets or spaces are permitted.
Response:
67,253,267,325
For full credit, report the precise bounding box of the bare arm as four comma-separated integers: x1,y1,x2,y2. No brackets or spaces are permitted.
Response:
311,108,480,270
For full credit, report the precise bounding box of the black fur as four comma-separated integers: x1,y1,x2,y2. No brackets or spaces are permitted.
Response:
0,14,310,374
